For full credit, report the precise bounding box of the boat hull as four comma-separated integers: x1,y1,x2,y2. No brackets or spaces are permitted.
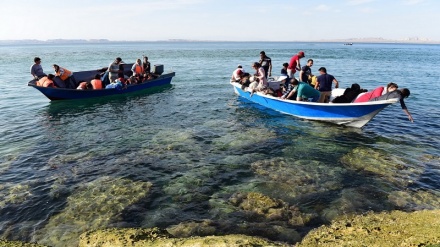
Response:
231,82,396,128
29,72,175,101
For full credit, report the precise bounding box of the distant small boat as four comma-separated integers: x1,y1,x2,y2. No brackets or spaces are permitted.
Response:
230,82,397,128
28,64,175,101
344,43,353,45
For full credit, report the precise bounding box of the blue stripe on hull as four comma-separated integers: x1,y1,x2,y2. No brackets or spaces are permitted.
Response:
232,83,395,128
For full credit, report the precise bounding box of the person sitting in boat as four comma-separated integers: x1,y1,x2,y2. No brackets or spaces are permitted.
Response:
286,79,320,102
105,78,124,90
248,62,268,96
131,59,144,77
280,78,298,100
231,65,245,82
52,64,75,88
108,57,124,83
90,74,103,89
76,80,93,90
370,88,414,122
36,74,56,88
332,83,367,103
117,72,127,85
30,57,46,79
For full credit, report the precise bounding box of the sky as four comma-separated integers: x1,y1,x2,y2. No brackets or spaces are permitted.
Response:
1,0,439,42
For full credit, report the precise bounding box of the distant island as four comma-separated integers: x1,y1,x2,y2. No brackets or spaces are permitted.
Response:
1,37,439,45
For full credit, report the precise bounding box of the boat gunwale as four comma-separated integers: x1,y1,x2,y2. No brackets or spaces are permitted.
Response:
230,82,398,107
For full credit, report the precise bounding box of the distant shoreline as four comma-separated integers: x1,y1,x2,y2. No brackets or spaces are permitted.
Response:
1,39,440,45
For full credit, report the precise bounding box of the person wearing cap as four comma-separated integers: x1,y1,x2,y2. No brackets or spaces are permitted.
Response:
299,59,314,84
287,51,305,78
315,67,339,103
259,51,272,78
231,65,245,82
370,88,414,122
108,57,123,83
30,57,47,79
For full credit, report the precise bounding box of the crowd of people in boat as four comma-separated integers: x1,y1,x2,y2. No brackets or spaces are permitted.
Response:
231,50,413,122
30,56,159,90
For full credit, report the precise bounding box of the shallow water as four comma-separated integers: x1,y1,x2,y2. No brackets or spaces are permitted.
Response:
0,42,439,246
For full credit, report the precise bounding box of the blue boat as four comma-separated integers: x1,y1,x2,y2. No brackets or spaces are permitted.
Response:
28,63,175,101
231,82,397,128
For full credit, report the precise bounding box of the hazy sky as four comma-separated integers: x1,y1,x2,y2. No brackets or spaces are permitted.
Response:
1,0,438,41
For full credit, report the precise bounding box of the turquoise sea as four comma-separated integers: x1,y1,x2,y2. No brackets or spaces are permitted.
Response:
0,42,439,246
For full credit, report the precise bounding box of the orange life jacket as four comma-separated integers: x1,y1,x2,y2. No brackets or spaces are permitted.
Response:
134,64,143,75
37,77,55,87
57,67,72,81
91,79,103,89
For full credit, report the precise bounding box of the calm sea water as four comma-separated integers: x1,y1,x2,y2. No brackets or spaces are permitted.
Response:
0,42,439,246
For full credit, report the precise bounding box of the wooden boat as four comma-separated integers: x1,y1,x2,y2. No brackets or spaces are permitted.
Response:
28,63,175,101
230,82,398,128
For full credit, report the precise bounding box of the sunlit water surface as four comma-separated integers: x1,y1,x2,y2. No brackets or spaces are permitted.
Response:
0,42,439,246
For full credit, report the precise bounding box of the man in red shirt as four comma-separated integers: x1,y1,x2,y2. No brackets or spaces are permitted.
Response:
287,51,305,78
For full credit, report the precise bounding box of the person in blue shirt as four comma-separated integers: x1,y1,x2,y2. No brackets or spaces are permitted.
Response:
315,67,339,103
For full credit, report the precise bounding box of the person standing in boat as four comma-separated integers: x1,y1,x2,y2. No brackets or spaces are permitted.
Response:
108,57,123,83
142,56,151,74
370,88,414,122
30,57,46,79
287,51,305,78
259,51,272,78
53,64,75,88
281,63,289,77
299,59,314,84
315,67,339,103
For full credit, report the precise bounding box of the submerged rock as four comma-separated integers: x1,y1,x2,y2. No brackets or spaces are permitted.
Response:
321,187,392,222
388,190,440,210
78,227,291,247
297,210,440,247
340,147,424,187
0,183,32,209
251,158,344,200
34,176,152,247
